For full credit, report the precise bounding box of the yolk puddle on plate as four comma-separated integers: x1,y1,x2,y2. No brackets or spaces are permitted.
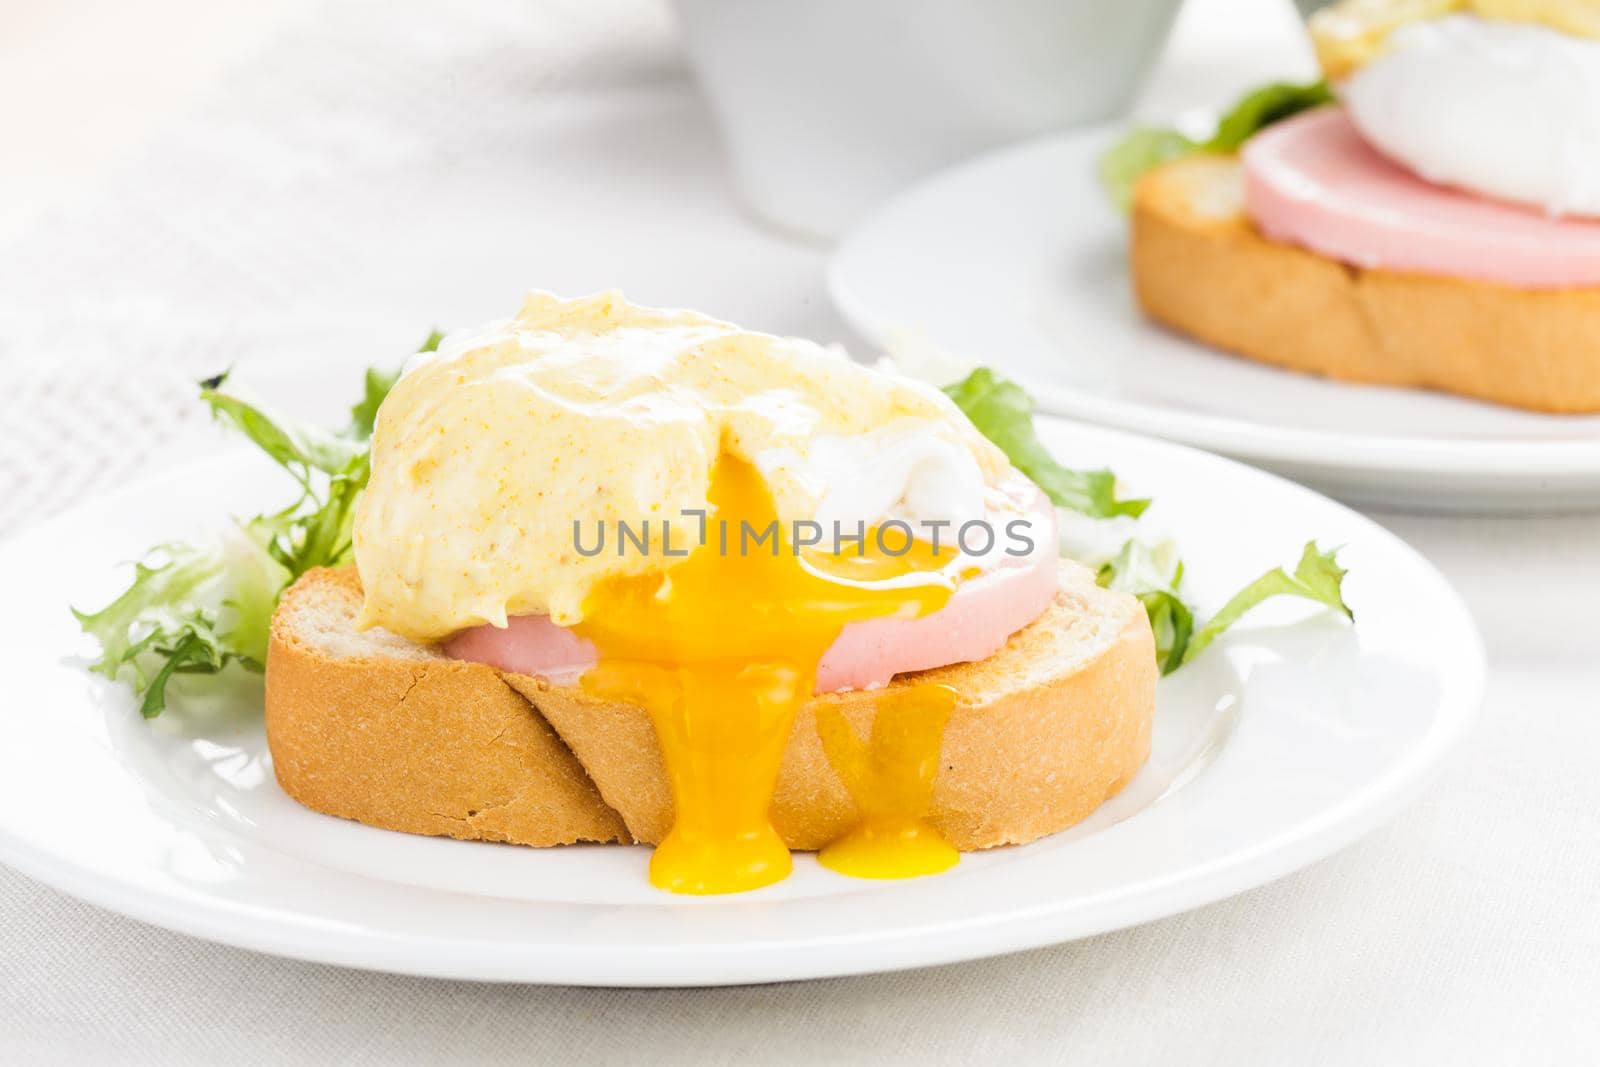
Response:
813,683,960,879
573,449,961,895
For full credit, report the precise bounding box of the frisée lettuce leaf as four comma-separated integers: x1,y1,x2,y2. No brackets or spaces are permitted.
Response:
73,521,289,718
74,332,435,717
350,329,437,437
943,368,1149,519
945,368,1352,675
1180,541,1352,665
198,378,371,579
1096,539,1193,674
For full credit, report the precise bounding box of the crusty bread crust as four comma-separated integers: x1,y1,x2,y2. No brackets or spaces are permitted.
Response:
266,568,631,847
266,564,1156,853
1131,154,1600,414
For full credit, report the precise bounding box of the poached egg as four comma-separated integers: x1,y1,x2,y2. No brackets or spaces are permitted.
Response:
1311,1,1600,218
356,291,1009,640
1342,14,1600,217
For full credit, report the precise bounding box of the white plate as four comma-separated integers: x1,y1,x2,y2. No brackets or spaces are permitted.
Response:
0,420,1481,986
829,125,1600,513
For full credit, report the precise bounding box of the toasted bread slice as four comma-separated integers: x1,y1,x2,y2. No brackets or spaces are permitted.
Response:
266,564,1156,852
1131,154,1600,413
265,567,631,846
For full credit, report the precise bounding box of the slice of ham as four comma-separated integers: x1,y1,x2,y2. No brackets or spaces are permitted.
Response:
443,481,1061,694
1242,107,1600,290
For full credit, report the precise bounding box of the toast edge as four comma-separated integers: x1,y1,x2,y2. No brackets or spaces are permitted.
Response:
1130,154,1600,414
265,567,631,847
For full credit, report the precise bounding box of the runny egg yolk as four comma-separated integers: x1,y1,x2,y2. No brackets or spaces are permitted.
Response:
573,449,963,895
814,684,961,880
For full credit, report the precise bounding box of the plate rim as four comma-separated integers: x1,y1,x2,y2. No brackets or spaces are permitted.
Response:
828,123,1600,480
0,423,1486,985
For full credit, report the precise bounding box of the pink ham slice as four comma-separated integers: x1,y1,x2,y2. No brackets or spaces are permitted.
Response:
443,484,1061,694
1242,107,1600,290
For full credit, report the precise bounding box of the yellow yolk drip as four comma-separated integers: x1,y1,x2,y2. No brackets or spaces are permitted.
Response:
814,684,961,880
573,451,959,895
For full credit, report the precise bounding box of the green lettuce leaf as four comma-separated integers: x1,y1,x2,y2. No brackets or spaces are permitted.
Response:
1097,539,1193,674
947,370,1352,675
1208,80,1336,153
351,329,435,438
1096,537,1350,675
349,367,401,439
943,369,1148,519
1181,542,1352,665
75,331,428,716
73,522,290,717
200,376,367,480
1098,79,1335,212
1098,128,1199,213
198,377,370,577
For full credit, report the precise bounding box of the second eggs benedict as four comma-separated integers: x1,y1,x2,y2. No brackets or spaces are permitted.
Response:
1108,0,1600,412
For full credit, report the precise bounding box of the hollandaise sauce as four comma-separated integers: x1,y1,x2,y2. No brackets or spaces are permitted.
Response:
1311,0,1600,78
573,451,961,895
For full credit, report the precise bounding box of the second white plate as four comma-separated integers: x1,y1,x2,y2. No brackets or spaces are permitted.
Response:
829,125,1600,513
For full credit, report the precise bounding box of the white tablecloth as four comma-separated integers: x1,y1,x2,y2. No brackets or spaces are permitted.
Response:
2,1,1597,1063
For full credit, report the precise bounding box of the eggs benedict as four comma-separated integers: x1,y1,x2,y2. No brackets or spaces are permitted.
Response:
265,293,1157,894
1113,0,1600,412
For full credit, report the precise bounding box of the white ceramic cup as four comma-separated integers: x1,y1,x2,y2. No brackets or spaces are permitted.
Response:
672,0,1186,239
